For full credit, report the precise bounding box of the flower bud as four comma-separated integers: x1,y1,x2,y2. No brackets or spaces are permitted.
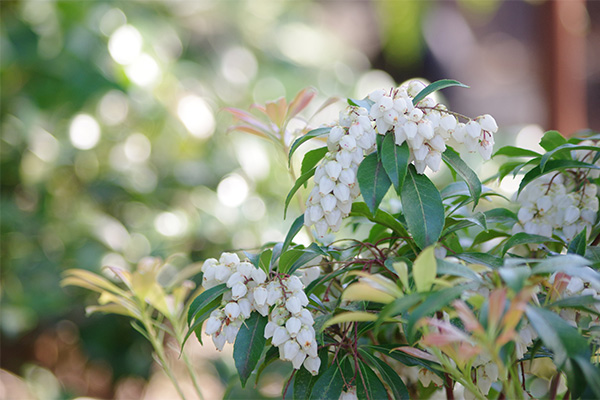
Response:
418,121,434,139
320,194,337,214
286,317,302,337
237,261,254,278
283,339,300,361
224,302,241,320
253,286,268,306
264,321,277,339
238,298,252,318
339,135,357,151
205,317,222,335
328,126,344,144
287,276,304,292
220,252,240,267
304,356,321,375
338,168,356,187
226,272,244,288
291,350,307,369
213,332,226,351
272,326,290,346
285,296,302,314
325,161,342,180
251,267,267,284
465,121,481,138
231,282,248,300
477,114,498,133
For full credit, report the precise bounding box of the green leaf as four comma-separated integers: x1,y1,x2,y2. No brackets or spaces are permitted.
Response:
348,97,374,110
525,306,590,366
412,79,469,105
361,344,442,373
501,232,561,255
568,227,587,256
518,160,600,195
436,259,482,282
442,146,482,207
357,152,392,214
413,246,437,292
377,293,425,329
493,146,542,158
350,202,410,238
401,165,444,249
259,249,272,273
293,348,328,400
301,147,329,177
531,255,600,287
309,357,351,400
540,143,599,172
356,359,388,400
454,252,503,269
282,214,305,253
547,295,599,313
359,350,409,400
284,166,316,218
381,135,409,194
471,229,510,248
539,130,567,152
234,312,268,387
187,283,228,325
406,284,476,343
288,127,330,164
573,356,600,399
498,266,531,292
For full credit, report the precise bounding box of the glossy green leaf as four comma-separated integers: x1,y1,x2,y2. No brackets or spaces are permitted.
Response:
282,214,305,253
518,160,600,195
356,359,388,400
568,227,587,256
361,344,442,374
412,79,469,105
350,202,410,238
401,165,444,249
454,252,503,269
436,259,482,282
309,357,351,400
288,127,330,164
284,166,316,218
187,283,228,325
525,306,589,366
381,135,409,194
357,152,392,214
471,229,510,248
293,349,328,400
539,130,567,153
540,143,599,172
493,146,542,158
348,97,374,110
259,249,272,273
498,266,531,292
359,350,409,400
442,146,482,207
501,232,560,255
234,312,268,387
301,147,329,177
573,356,600,399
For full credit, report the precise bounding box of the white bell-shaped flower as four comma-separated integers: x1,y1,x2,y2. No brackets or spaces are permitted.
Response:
272,326,290,346
285,317,302,337
303,356,321,375
205,317,222,335
224,302,241,320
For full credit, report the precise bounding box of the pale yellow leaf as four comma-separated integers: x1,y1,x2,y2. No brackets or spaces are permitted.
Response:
323,311,378,328
342,282,395,304
413,246,437,292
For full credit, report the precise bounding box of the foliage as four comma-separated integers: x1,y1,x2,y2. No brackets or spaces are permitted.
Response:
64,79,600,400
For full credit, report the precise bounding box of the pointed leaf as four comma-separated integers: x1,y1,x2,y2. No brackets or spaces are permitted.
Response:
348,97,374,110
501,232,561,255
187,283,228,325
412,79,469,105
518,160,600,194
539,130,567,152
359,351,409,400
284,167,316,218
234,312,268,387
454,252,503,269
282,215,305,253
381,135,409,194
540,143,599,172
413,246,437,293
357,152,392,214
567,227,587,256
289,127,331,163
493,146,542,158
323,311,378,328
442,146,482,207
301,147,328,177
356,359,388,400
287,87,317,120
401,165,444,249
309,357,351,400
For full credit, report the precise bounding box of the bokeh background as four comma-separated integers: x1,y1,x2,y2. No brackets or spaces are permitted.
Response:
1,0,599,399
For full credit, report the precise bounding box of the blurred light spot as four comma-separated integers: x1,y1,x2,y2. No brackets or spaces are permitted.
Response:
242,196,266,221
174,161,210,186
221,47,257,85
38,32,63,60
253,77,285,104
22,365,61,400
108,25,142,65
95,215,130,251
217,174,249,207
100,8,127,36
101,252,129,271
122,202,150,229
124,133,151,163
20,0,53,25
56,320,79,345
29,127,59,162
125,53,161,87
128,166,157,193
276,23,339,66
334,62,354,84
355,70,396,98
497,176,521,198
20,151,49,184
177,95,215,138
516,124,545,152
69,114,101,150
261,228,283,244
98,90,129,126
0,305,37,337
154,211,188,237
109,144,128,171
153,26,183,61
124,233,151,263
234,137,270,180
232,230,258,251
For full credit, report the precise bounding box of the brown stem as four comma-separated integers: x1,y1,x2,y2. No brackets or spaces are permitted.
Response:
282,369,296,399
549,373,561,400
443,373,455,400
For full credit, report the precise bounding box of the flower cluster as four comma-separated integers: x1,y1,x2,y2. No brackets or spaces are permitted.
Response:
202,253,321,375
513,172,599,241
304,106,376,238
368,80,497,173
304,80,498,238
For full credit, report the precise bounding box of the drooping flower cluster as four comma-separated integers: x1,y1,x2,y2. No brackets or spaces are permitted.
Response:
513,172,599,241
304,106,376,238
201,253,321,375
304,80,498,238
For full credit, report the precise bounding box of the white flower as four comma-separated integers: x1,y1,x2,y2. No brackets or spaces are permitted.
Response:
296,328,314,348
214,264,232,282
477,114,498,132
287,275,304,292
291,349,307,369
226,272,244,288
253,286,268,306
282,339,300,361
286,296,303,314
223,323,239,343
205,317,222,335
213,332,226,351
286,317,302,337
231,282,248,300
237,261,254,278
299,309,315,325
238,298,252,318
303,356,321,375
224,302,241,320
339,387,358,400
320,194,337,214
272,326,290,346
220,252,240,267
264,321,277,339
465,121,481,138
251,267,267,284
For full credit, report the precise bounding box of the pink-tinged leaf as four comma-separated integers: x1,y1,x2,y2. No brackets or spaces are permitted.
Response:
423,318,472,342
105,267,133,290
392,346,438,363
421,333,461,347
250,103,267,115
497,287,533,346
265,97,287,127
456,342,481,362
488,288,507,329
309,96,340,120
287,87,317,120
227,125,268,139
549,272,570,301
224,107,272,133
453,300,484,335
